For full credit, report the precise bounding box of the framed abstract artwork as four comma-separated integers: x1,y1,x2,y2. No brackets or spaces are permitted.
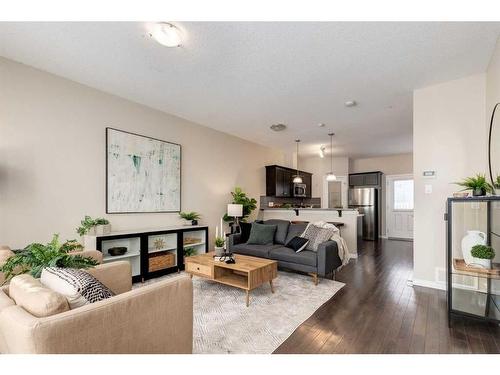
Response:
106,128,181,213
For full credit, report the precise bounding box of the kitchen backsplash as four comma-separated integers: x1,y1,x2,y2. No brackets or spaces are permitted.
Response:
260,196,321,209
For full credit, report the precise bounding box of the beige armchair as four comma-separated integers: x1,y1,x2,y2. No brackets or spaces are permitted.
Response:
0,246,15,286
0,261,193,354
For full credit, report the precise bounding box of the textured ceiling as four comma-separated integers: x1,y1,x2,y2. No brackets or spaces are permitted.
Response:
0,22,499,157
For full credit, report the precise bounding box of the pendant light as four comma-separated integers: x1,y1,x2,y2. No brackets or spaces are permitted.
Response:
326,133,337,181
292,139,303,184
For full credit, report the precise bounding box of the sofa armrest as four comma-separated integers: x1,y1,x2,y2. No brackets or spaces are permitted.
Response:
317,241,342,277
86,261,132,295
0,275,193,354
227,233,243,251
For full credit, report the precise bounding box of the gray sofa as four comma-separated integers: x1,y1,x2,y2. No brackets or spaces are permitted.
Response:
227,219,342,284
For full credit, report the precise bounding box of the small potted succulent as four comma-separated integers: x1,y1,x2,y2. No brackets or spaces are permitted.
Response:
455,174,493,197
493,175,500,196
76,216,111,236
179,211,201,226
470,244,495,269
214,236,225,257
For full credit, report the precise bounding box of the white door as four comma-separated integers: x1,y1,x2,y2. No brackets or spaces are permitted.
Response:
386,174,414,240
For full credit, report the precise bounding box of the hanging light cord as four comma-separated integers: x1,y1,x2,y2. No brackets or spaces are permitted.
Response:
296,140,300,176
329,133,334,172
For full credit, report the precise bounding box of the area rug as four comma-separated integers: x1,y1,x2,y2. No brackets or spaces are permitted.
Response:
135,271,344,354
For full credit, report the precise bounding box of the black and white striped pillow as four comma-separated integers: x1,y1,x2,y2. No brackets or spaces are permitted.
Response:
41,267,114,309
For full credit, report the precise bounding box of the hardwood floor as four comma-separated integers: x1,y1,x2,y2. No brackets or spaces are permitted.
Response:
274,239,500,354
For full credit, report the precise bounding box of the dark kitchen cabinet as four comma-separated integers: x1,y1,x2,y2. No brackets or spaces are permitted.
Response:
266,165,312,198
349,172,382,187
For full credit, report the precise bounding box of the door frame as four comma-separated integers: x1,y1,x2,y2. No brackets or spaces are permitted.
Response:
385,173,414,240
322,175,348,209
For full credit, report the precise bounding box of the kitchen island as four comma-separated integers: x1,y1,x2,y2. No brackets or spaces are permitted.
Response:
258,208,362,257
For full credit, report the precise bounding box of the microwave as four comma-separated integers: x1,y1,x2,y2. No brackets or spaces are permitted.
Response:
293,183,307,197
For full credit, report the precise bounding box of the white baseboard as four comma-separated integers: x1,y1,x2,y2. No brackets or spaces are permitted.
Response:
379,235,388,239
411,278,446,291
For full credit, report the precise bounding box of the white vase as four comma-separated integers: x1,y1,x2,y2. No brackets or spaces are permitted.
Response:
461,230,486,266
86,226,96,236
95,224,111,235
470,257,492,269
214,247,224,256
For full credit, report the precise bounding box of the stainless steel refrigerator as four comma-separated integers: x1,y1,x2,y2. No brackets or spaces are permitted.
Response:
348,187,379,240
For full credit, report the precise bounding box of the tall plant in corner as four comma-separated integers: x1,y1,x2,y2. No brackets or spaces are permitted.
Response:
0,234,98,284
223,187,257,223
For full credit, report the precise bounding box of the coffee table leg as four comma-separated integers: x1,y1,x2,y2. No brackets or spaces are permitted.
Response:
270,280,275,293
246,290,250,307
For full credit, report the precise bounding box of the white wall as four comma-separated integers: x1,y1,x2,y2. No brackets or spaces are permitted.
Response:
349,153,413,175
413,73,487,288
349,153,413,236
298,156,349,197
0,57,284,248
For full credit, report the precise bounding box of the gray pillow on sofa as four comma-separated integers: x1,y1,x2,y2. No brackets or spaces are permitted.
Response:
246,222,277,245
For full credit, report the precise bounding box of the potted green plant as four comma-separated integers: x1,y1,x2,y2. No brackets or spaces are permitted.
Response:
76,216,111,236
223,187,257,223
184,246,197,258
179,212,201,225
454,174,493,196
470,244,495,269
0,234,99,284
214,236,225,257
493,175,500,196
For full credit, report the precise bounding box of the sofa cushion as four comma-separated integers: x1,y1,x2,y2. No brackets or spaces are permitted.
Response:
41,267,114,309
246,222,277,245
9,274,69,317
239,222,253,243
231,243,281,258
301,224,337,251
263,219,290,245
285,236,309,253
269,247,317,267
284,223,308,245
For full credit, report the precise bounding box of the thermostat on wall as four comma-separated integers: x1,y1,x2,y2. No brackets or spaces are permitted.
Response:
423,170,436,178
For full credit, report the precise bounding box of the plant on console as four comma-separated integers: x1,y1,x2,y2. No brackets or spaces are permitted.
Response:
454,174,493,196
179,212,201,225
76,215,110,236
0,234,98,284
184,246,197,257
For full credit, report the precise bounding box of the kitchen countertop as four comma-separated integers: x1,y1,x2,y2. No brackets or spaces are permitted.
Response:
260,208,358,211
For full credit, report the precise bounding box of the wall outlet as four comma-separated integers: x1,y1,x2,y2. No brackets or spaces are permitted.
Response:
425,184,432,194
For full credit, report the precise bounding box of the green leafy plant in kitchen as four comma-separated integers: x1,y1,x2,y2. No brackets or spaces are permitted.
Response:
76,216,110,236
0,234,98,284
493,175,500,189
223,187,257,223
214,236,225,247
454,174,493,196
183,247,197,257
470,244,495,259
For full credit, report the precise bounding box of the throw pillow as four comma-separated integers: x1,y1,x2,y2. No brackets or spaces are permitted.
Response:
9,274,69,317
41,267,114,309
239,222,253,243
285,236,309,253
246,222,277,245
301,224,336,251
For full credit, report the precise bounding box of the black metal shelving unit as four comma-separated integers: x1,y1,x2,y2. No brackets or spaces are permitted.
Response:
446,196,500,326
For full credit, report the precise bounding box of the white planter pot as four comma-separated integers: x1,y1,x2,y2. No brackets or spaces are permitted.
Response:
495,188,500,196
86,227,96,236
95,224,111,235
214,247,224,256
470,257,492,269
461,230,486,266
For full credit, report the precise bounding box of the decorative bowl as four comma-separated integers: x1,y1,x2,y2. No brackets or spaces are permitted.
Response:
108,247,128,256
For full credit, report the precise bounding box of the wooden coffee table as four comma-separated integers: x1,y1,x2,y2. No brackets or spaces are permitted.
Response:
184,252,278,306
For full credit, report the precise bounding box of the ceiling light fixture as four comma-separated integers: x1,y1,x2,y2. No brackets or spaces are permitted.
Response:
292,139,303,184
326,133,337,182
344,100,357,107
319,145,325,158
318,123,326,128
270,123,287,132
149,23,182,47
